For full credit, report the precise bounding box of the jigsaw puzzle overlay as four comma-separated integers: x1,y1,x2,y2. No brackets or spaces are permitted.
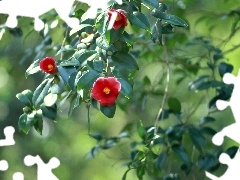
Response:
0,1,123,179
0,0,122,31
0,126,60,179
205,69,240,180
0,0,239,179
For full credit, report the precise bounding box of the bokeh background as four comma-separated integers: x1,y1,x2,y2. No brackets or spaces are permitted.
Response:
0,0,240,179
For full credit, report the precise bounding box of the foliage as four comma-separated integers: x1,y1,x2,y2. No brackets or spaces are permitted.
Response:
1,0,240,179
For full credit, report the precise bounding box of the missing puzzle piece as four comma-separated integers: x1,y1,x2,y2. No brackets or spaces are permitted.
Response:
206,149,240,180
0,126,15,147
0,160,8,171
24,155,60,180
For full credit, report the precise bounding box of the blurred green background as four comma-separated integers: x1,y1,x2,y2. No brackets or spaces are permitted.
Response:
0,0,240,179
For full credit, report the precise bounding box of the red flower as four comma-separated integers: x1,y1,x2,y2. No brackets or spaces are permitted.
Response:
108,9,128,30
91,77,121,106
39,57,58,75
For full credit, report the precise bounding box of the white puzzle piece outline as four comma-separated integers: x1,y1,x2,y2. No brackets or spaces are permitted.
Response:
206,69,240,179
0,126,15,173
0,0,123,31
24,155,60,180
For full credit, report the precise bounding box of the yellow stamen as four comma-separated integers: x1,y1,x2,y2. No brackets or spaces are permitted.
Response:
115,14,122,21
48,64,54,70
103,87,111,94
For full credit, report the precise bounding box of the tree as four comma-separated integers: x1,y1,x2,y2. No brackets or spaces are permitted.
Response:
0,0,239,179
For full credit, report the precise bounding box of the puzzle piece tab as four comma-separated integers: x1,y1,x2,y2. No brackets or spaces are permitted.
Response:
0,160,8,171
206,149,240,180
206,69,240,179
0,0,123,31
0,126,14,172
0,126,15,147
24,155,60,180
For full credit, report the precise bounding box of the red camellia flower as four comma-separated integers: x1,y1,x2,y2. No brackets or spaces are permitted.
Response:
108,9,128,30
91,77,121,106
39,57,58,75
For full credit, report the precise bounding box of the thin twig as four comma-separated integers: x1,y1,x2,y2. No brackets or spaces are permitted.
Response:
154,37,170,135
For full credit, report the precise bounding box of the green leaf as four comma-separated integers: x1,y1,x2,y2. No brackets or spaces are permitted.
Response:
9,27,23,37
168,97,181,113
76,50,97,63
25,59,41,77
151,20,163,44
18,113,30,134
41,104,57,120
198,153,215,170
56,45,75,56
59,59,80,67
73,90,83,109
188,127,206,152
158,3,168,12
96,36,110,50
164,14,188,27
156,152,167,169
114,39,130,52
89,133,102,141
201,127,217,136
96,12,108,34
92,60,104,73
136,165,145,180
189,75,209,90
100,104,116,118
199,116,216,125
77,70,99,90
141,0,159,8
118,79,133,98
129,12,151,32
111,51,139,70
69,24,92,36
106,26,124,44
58,66,77,87
32,79,53,107
33,110,43,135
121,31,133,46
16,89,33,106
172,144,191,165
137,120,146,139
151,10,188,27
218,62,234,78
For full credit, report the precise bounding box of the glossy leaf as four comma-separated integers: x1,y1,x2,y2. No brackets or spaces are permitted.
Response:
129,12,151,32
58,66,77,85
18,113,30,134
41,104,57,120
199,116,216,125
218,62,234,77
16,89,33,106
168,97,181,113
106,26,124,44
156,152,167,169
118,78,133,98
76,50,97,63
151,10,188,27
76,70,99,90
188,127,206,152
137,120,146,139
172,144,191,165
25,59,41,77
141,0,159,8
96,36,109,50
111,51,139,70
100,104,116,118
69,24,92,36
32,79,52,107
